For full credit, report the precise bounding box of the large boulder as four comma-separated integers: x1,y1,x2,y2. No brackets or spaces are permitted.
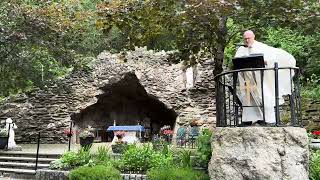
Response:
208,127,309,180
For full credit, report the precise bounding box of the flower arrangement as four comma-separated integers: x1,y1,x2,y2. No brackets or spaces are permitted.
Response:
79,126,95,139
312,131,320,139
160,125,171,133
0,129,8,137
160,125,173,143
112,131,128,153
163,130,173,136
114,131,126,139
64,129,76,137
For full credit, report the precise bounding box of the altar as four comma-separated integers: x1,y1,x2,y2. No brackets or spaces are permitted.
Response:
106,125,145,144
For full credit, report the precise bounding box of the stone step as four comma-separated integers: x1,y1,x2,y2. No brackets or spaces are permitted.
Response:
0,162,50,169
0,156,56,163
0,151,61,159
0,168,36,175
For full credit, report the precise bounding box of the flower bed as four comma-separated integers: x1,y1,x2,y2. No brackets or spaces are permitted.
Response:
49,129,213,180
36,169,147,180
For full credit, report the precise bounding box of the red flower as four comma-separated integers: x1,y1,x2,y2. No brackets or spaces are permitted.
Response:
312,131,320,139
313,131,320,135
64,129,75,136
163,130,173,135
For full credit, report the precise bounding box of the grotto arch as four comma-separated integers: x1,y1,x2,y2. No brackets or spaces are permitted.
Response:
71,72,177,142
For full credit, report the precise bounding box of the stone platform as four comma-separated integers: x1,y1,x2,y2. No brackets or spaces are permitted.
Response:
208,127,309,180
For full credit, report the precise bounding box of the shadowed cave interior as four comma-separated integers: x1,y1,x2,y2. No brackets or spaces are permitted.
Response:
71,73,177,142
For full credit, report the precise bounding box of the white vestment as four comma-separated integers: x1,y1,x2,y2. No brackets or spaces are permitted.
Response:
235,41,296,123
5,118,18,149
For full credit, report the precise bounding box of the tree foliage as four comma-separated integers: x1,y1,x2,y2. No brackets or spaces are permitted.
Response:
1,0,319,99
0,0,104,97
98,0,319,76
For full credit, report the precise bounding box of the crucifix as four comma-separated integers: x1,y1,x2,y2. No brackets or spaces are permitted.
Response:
240,80,257,104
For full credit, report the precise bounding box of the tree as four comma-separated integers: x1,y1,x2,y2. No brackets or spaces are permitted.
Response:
0,0,105,97
98,0,319,75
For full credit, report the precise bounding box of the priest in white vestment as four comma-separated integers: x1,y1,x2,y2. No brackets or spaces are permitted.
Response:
235,30,296,124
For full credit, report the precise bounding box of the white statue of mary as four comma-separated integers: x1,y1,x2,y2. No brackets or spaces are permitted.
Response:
5,118,18,149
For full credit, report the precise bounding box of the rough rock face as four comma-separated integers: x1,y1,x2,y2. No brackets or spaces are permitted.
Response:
208,127,309,180
302,99,320,130
0,47,216,143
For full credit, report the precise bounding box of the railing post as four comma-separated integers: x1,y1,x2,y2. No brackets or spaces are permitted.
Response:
296,69,302,126
215,78,222,127
274,63,280,125
232,72,238,126
289,68,296,126
35,132,40,171
68,121,73,151
260,70,266,123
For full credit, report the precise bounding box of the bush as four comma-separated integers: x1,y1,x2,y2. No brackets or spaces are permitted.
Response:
302,74,320,99
147,167,209,180
178,150,192,168
194,129,213,168
50,151,79,170
94,146,110,164
117,144,173,173
49,147,93,170
69,165,122,180
310,150,320,180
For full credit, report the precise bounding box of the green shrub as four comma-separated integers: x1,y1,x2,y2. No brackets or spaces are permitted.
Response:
194,129,213,168
69,165,122,180
310,150,320,180
179,150,192,168
152,138,169,151
49,147,93,170
301,74,320,99
50,151,79,170
118,144,173,173
94,146,110,163
147,167,209,180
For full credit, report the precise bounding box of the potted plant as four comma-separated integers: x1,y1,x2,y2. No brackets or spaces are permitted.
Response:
159,125,173,143
79,126,95,148
311,131,320,143
163,129,173,143
111,131,127,153
0,129,8,149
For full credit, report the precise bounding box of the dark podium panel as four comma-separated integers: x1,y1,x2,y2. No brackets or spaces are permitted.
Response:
232,54,265,69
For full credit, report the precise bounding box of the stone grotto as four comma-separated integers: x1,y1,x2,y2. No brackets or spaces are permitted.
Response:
0,47,216,143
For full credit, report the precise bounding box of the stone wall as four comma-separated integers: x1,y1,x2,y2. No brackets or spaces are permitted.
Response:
302,99,320,130
0,47,216,143
208,127,309,180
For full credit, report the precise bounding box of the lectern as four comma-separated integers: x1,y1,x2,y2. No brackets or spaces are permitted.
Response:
232,54,265,69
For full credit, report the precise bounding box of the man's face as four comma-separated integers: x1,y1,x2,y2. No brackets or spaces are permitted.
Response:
243,33,255,47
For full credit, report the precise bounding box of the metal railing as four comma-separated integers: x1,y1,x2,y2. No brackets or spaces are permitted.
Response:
214,63,301,127
19,132,62,171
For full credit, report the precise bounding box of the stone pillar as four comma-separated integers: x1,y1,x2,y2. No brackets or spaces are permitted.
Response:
208,127,309,180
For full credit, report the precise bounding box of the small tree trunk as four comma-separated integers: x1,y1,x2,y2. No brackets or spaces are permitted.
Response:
214,16,228,126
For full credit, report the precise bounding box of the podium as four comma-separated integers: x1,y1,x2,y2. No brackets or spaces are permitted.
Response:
232,54,266,123
232,54,265,69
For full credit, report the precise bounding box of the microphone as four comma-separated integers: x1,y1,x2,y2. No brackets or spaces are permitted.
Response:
234,43,247,47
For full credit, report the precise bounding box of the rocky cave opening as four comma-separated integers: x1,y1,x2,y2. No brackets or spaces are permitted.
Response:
71,72,177,142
